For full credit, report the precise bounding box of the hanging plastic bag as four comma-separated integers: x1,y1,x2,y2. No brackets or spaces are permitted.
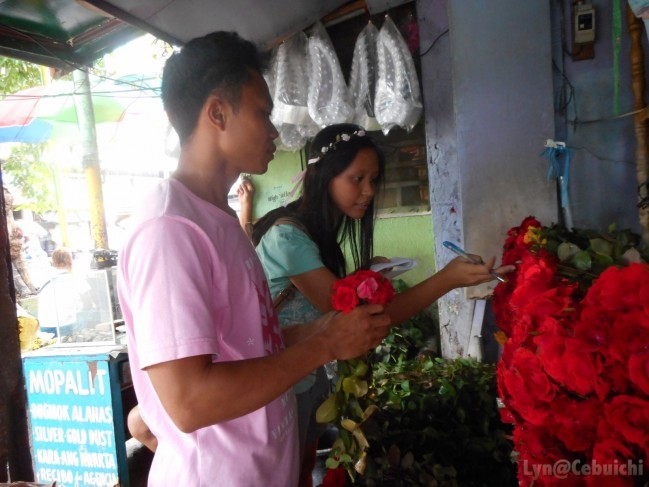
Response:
269,33,318,150
375,16,423,134
307,22,352,127
349,22,381,131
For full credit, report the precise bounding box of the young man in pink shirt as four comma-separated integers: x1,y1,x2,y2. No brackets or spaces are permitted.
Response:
117,32,391,486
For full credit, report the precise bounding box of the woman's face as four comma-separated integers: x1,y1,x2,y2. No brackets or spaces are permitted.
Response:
328,147,380,220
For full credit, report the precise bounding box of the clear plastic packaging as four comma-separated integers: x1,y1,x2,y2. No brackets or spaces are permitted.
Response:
307,22,352,127
37,268,118,346
269,33,318,150
375,16,423,134
349,22,381,131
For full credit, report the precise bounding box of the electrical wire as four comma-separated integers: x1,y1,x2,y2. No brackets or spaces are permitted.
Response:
419,29,449,57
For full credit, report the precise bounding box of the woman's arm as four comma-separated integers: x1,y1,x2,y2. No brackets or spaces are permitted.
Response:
386,256,514,325
290,267,337,313
287,256,514,328
237,177,254,233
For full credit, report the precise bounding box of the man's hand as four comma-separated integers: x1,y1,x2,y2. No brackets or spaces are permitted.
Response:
313,304,391,362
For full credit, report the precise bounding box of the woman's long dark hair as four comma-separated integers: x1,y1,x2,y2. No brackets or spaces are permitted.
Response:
252,123,385,278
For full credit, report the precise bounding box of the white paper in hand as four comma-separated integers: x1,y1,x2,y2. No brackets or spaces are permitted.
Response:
370,257,417,279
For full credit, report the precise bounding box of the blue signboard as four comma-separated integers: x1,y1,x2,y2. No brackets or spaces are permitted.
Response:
23,356,121,487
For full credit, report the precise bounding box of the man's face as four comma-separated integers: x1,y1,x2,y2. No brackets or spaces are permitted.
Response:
221,72,278,175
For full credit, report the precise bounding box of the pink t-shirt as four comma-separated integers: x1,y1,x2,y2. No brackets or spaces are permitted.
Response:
118,179,299,486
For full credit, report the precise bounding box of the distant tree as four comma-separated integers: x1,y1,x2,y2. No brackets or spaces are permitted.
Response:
2,144,55,213
0,57,54,213
0,56,42,96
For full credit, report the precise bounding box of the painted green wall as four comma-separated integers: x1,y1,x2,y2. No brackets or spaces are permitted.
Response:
250,150,436,286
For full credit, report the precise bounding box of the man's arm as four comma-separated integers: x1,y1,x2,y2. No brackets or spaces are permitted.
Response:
146,304,390,433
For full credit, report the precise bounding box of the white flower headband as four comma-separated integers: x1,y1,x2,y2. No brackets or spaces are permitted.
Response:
307,129,367,165
284,129,367,205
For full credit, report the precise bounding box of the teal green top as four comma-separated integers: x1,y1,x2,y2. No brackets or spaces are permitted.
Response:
256,223,325,393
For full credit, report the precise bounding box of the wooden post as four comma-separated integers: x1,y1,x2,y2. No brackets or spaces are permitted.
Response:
0,177,34,481
627,5,649,244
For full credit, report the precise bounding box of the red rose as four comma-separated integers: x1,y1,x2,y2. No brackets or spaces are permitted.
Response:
591,436,636,467
584,436,638,487
628,351,649,395
507,313,535,352
603,395,649,447
584,263,649,312
332,286,359,313
548,338,609,398
610,310,649,362
514,423,576,486
601,359,631,395
366,278,395,305
549,396,600,452
517,285,576,323
496,361,519,424
501,348,556,425
503,216,542,253
320,466,348,487
331,270,394,312
573,306,614,351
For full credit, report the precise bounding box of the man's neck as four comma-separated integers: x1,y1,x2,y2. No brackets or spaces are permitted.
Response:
172,156,238,216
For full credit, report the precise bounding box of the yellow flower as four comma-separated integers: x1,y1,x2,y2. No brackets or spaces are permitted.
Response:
523,226,547,246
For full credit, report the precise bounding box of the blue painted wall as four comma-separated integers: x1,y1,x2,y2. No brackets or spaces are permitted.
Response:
551,0,644,234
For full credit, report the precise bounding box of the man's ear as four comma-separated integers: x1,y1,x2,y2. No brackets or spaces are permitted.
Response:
204,95,227,130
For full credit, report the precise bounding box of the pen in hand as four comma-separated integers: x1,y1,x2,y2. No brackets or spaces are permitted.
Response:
442,241,508,283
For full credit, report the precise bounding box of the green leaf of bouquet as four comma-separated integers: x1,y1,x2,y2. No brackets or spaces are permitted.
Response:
341,418,359,432
557,242,581,262
316,394,339,423
325,457,340,469
593,252,614,268
571,250,592,270
589,238,612,256
362,404,379,421
353,361,369,377
340,429,352,449
352,428,370,449
342,377,369,397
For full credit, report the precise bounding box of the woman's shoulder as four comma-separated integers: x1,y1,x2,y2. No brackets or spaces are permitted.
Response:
261,220,313,246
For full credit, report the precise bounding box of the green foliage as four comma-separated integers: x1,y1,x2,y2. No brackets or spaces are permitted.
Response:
2,144,55,213
322,305,515,486
0,57,55,213
541,223,649,296
362,357,516,486
319,299,440,480
0,56,42,97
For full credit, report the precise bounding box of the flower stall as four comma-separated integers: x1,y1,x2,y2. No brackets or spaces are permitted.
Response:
494,217,649,486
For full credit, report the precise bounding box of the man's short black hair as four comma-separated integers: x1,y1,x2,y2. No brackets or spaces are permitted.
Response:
162,31,269,144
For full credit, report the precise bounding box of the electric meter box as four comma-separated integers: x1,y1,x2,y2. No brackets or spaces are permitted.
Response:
574,4,596,44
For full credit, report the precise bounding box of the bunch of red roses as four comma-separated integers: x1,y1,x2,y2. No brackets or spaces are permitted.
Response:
317,269,395,484
331,269,395,313
493,217,649,486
